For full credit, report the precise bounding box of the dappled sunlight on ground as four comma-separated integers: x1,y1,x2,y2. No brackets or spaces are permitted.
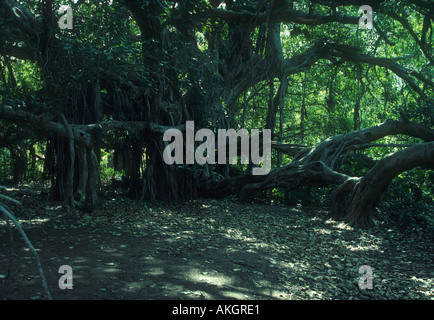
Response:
0,185,433,299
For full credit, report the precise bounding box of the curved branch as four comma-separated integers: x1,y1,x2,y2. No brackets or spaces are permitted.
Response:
210,7,360,26
224,38,433,104
338,141,434,226
0,105,186,145
212,119,434,204
300,119,434,168
386,10,433,64
325,42,434,101
0,105,93,148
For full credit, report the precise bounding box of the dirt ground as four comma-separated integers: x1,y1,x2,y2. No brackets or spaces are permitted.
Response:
0,184,433,300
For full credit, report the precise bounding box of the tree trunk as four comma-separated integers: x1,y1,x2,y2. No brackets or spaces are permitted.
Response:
11,146,27,183
239,160,350,202
42,140,55,181
77,145,88,202
203,120,434,227
60,114,76,218
336,141,434,226
85,146,99,211
129,139,143,197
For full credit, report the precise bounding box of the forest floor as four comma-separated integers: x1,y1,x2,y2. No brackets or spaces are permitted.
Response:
0,183,433,300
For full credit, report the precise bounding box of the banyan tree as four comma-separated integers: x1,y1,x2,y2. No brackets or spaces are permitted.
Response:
0,0,432,226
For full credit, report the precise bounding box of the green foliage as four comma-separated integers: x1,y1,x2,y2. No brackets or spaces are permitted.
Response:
249,186,333,208
0,0,432,225
379,169,434,234
99,149,125,182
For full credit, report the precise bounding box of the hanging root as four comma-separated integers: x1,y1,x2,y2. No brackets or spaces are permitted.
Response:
0,192,53,300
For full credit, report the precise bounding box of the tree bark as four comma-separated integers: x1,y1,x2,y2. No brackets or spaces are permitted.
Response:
205,120,434,227
77,145,88,202
60,114,76,218
335,141,434,226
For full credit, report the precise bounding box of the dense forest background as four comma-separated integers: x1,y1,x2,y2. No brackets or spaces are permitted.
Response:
0,0,433,226
0,0,433,301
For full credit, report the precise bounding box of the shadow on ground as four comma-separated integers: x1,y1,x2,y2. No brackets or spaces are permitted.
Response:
0,185,433,300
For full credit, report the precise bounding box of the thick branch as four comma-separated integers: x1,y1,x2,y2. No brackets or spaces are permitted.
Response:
326,43,434,100
0,46,36,61
75,120,186,135
338,141,434,226
300,120,434,168
209,120,434,203
271,142,307,156
210,8,359,26
0,105,93,148
0,106,186,145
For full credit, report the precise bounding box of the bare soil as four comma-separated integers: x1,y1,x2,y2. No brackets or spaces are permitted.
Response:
0,184,433,300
